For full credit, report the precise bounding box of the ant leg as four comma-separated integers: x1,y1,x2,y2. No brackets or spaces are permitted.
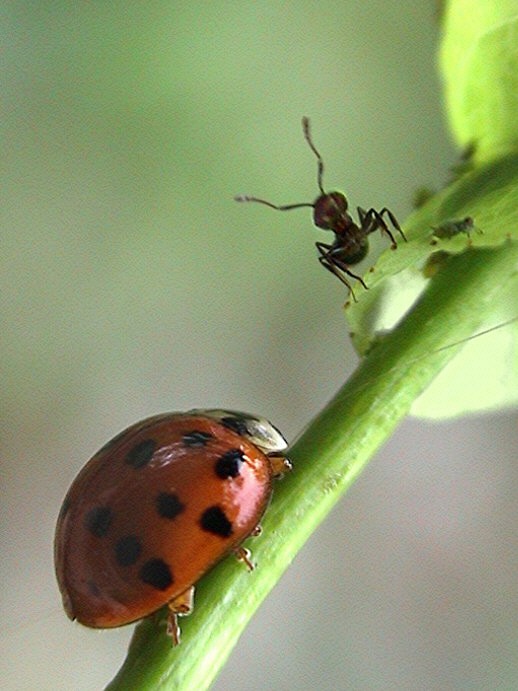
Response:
358,207,398,248
315,242,368,301
318,255,357,301
377,207,406,241
357,206,367,225
358,207,406,245
316,243,368,289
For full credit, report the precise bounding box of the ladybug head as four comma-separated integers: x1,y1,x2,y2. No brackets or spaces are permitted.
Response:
190,409,288,454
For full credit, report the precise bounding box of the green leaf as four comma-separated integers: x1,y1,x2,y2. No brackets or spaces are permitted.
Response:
440,1,518,160
346,154,518,418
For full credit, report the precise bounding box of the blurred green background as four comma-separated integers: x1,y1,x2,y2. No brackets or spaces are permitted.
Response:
2,3,517,689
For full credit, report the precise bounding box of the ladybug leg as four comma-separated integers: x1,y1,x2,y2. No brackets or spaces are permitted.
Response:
269,454,293,477
166,586,195,645
233,546,255,571
233,521,270,571
166,614,181,646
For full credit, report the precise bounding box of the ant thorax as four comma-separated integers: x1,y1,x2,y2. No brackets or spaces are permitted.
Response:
313,191,369,265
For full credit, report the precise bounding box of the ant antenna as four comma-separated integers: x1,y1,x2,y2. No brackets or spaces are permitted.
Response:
233,195,313,211
302,116,325,196
234,117,327,211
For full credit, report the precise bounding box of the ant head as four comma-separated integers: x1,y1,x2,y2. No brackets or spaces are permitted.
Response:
302,118,351,232
235,119,352,231
313,191,349,230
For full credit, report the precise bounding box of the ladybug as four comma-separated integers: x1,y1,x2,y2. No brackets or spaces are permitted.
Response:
54,409,291,644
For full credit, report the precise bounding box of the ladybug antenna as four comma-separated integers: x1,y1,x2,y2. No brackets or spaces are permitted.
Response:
302,116,326,196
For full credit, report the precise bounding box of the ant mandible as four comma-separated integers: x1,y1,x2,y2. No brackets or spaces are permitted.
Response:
235,117,406,300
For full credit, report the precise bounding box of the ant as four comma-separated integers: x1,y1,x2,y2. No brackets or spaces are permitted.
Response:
235,117,406,300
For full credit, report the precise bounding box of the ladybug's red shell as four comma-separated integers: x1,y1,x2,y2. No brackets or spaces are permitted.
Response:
54,410,289,630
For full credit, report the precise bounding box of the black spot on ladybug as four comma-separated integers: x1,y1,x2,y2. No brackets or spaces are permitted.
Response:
199,505,233,538
88,580,101,597
220,416,249,437
85,506,113,537
215,449,245,479
182,430,214,447
125,439,157,469
156,492,185,520
115,535,142,567
140,558,173,590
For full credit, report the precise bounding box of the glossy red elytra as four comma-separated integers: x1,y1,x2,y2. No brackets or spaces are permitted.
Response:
54,409,291,644
235,117,406,300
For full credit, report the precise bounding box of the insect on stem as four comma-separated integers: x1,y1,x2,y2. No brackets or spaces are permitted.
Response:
235,117,405,301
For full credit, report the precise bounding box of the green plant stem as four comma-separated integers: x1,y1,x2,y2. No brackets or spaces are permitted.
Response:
107,243,516,691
